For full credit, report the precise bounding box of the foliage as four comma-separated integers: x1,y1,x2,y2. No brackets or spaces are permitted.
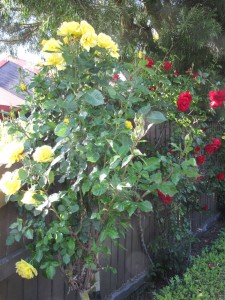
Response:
154,229,225,300
0,19,203,299
2,0,225,75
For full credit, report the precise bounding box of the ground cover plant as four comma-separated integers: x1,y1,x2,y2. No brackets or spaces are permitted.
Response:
154,229,225,300
0,19,225,300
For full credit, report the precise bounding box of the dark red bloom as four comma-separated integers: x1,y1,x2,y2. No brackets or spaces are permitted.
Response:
145,58,154,68
202,204,209,211
177,91,192,112
208,263,215,268
164,61,172,71
112,74,120,80
209,90,225,108
148,86,157,91
194,146,201,154
169,148,174,154
157,190,173,205
197,176,202,181
204,144,218,154
174,70,179,77
216,172,225,180
196,155,206,165
211,138,222,148
193,72,200,79
186,68,193,75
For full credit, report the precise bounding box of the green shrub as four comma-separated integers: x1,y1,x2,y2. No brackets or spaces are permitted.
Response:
154,230,225,300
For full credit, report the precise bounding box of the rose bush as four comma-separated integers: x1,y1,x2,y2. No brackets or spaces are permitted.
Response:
0,19,202,300
1,19,225,299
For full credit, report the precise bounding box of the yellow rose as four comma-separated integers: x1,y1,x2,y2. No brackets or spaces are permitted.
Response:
97,33,113,49
109,42,120,59
42,38,62,52
64,118,69,125
21,191,36,205
63,36,69,44
20,83,27,91
138,51,143,59
33,145,54,163
16,260,38,279
80,32,98,52
152,28,159,41
0,141,24,167
57,21,81,37
0,171,21,195
125,120,133,130
80,20,95,35
44,53,66,70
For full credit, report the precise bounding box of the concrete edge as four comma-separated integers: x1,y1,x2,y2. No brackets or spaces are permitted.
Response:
106,271,148,300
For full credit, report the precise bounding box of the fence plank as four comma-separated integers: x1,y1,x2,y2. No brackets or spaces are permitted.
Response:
7,274,23,300
24,276,37,300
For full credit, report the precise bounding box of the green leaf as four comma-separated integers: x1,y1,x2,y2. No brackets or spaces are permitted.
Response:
46,266,56,279
138,104,151,116
109,155,121,169
149,172,162,184
146,111,167,124
87,152,100,162
84,89,104,106
67,239,75,251
92,181,108,196
82,181,92,194
143,157,161,172
25,229,33,239
18,169,28,180
46,170,54,185
108,87,117,99
158,181,177,197
54,123,69,137
182,158,197,170
70,204,79,213
6,235,15,246
121,155,133,168
63,254,70,264
139,200,153,212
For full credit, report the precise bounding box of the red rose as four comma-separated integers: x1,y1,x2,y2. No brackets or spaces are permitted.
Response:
157,190,173,205
148,86,157,91
208,263,215,268
211,138,222,148
216,172,225,180
177,91,192,112
164,61,172,71
174,70,179,77
202,204,209,211
112,74,120,80
204,144,217,154
196,155,206,165
192,72,200,79
209,90,225,108
197,176,202,181
194,146,201,154
145,58,154,68
186,68,192,75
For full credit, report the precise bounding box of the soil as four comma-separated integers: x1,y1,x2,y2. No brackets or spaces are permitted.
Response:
126,217,225,300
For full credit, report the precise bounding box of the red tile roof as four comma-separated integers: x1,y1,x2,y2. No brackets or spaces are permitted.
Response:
0,57,39,112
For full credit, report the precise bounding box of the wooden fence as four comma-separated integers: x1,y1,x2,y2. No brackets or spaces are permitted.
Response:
0,123,219,300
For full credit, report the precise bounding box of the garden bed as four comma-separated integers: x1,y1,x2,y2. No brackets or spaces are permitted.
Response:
126,217,225,300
